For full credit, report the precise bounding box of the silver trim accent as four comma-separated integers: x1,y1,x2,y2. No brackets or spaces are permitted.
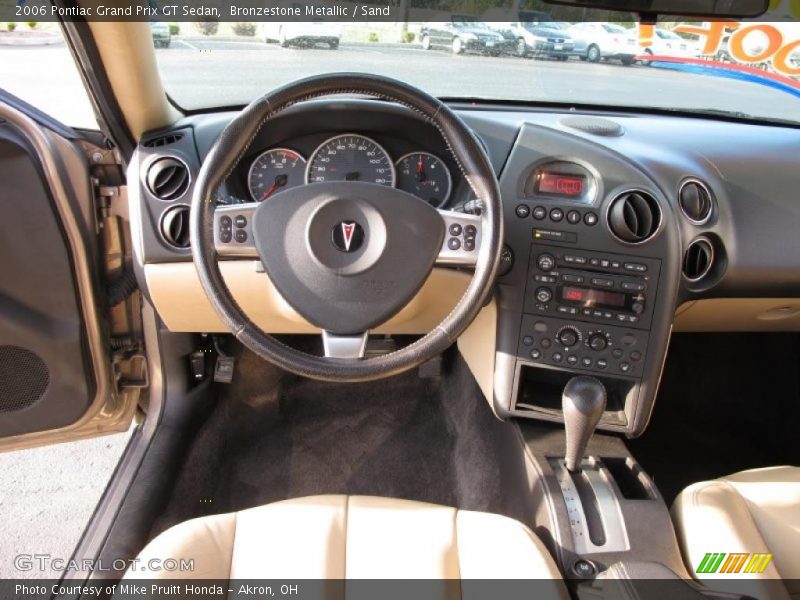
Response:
246,147,307,202
394,151,453,208
159,203,191,249
214,203,259,258
678,177,714,225
322,331,369,359
683,237,715,282
551,458,631,555
604,188,663,246
436,209,482,267
305,133,396,187
142,153,192,202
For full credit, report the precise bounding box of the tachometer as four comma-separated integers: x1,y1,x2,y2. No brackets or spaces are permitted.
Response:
248,148,307,202
395,152,453,208
306,134,395,187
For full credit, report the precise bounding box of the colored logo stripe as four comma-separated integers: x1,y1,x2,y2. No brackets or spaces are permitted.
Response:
696,553,773,574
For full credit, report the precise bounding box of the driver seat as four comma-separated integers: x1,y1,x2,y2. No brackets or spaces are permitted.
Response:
126,495,567,594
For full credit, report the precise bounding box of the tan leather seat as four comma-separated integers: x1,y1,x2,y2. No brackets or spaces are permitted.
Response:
672,466,800,600
126,495,567,595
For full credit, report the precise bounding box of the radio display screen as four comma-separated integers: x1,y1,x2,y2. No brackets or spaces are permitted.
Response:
535,172,585,197
561,286,626,308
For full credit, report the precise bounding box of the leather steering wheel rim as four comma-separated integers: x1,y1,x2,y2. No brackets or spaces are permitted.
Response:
190,73,502,382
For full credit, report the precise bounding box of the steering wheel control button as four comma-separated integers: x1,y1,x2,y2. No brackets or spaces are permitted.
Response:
464,224,477,237
515,204,531,219
234,230,248,243
550,208,564,222
220,230,232,243
331,221,365,253
537,254,556,272
449,223,462,236
532,206,547,220
584,212,599,226
464,239,476,252
567,210,581,224
448,237,461,251
234,215,247,228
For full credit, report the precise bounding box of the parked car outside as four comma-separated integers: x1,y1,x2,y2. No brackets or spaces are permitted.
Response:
261,10,342,49
484,10,574,59
420,16,510,56
149,22,171,48
567,22,637,65
639,28,702,64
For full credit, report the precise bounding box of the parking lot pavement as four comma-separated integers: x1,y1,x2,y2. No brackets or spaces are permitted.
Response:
0,429,132,578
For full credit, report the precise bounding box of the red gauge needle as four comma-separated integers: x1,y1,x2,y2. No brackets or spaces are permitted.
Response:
259,174,288,201
416,154,427,182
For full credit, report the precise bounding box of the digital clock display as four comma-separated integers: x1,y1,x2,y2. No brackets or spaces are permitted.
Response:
536,172,585,197
561,286,626,308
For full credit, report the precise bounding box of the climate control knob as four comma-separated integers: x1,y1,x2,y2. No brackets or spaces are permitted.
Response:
587,332,610,352
557,326,581,348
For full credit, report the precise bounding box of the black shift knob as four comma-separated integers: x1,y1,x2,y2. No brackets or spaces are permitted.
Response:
562,376,607,472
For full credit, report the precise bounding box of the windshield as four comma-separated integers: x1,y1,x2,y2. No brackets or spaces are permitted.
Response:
154,15,800,125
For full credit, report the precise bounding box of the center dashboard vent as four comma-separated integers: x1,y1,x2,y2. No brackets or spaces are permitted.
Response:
683,238,714,281
679,179,713,224
607,190,661,244
146,157,190,201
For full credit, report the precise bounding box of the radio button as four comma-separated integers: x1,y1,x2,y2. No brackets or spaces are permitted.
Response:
533,206,547,220
611,261,622,269
582,357,593,368
632,302,645,314
596,359,608,370
558,306,578,315
624,262,648,273
622,281,646,292
567,355,579,366
584,212,598,226
550,208,564,222
562,274,584,283
537,254,556,272
567,210,581,224
552,352,564,363
535,287,553,304
591,277,614,288
515,205,530,219
589,258,600,267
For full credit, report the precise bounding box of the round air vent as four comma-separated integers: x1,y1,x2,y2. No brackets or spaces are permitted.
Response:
146,157,190,201
683,237,714,281
607,190,661,244
160,205,191,249
679,179,713,224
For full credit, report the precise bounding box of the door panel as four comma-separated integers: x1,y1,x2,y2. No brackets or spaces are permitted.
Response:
0,101,136,450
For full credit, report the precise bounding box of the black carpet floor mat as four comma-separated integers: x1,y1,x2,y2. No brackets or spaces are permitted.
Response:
627,333,800,505
153,349,535,536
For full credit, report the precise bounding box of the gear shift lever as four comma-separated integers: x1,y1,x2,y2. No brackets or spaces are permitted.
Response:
562,376,607,472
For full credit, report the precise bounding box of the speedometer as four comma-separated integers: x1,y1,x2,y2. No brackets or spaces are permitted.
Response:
306,134,395,187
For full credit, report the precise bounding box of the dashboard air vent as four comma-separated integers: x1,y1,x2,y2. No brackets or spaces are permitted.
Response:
679,179,713,224
144,133,185,148
683,238,714,281
607,191,661,244
146,157,190,201
160,206,191,249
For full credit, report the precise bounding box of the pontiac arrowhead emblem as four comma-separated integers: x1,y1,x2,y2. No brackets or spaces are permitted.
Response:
331,221,364,253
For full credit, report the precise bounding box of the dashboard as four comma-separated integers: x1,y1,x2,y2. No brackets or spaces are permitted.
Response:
129,98,800,437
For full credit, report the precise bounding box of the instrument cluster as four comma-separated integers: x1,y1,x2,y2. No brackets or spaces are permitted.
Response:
240,132,456,208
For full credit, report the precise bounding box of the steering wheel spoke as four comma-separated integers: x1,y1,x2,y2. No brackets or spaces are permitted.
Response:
435,209,482,267
214,203,259,258
322,330,369,359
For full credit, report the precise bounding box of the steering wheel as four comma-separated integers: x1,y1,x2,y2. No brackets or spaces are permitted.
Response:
190,74,502,382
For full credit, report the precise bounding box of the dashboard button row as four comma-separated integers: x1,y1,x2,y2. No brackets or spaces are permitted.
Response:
515,204,598,227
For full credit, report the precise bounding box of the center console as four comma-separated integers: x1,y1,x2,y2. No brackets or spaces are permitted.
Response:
492,122,681,437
